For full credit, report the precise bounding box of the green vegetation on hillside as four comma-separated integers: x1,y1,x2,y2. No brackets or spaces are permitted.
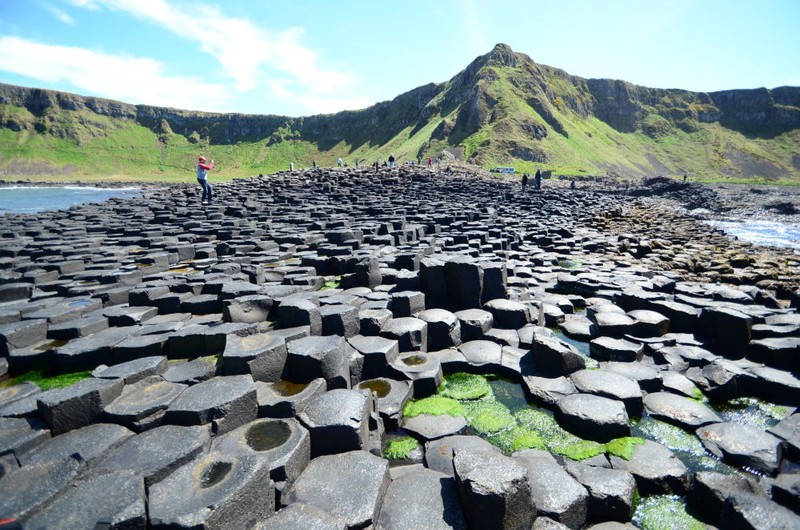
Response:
1,43,798,183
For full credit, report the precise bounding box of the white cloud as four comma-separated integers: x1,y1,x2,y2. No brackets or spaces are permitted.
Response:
0,36,230,111
42,2,76,25
69,0,371,113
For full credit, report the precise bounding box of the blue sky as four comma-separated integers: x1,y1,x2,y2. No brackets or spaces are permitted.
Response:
0,0,798,117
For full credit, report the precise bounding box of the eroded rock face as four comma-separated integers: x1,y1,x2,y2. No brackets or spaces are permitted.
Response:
1,167,799,528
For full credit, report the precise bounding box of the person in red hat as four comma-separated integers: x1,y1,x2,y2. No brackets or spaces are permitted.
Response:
196,155,214,204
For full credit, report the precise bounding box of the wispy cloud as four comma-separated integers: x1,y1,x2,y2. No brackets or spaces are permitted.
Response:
0,36,229,111
42,2,76,25
461,0,491,54
69,0,371,113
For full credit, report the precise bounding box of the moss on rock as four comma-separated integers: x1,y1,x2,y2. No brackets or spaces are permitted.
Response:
606,436,646,461
384,436,420,460
634,495,705,530
403,396,464,418
463,400,516,434
438,372,491,400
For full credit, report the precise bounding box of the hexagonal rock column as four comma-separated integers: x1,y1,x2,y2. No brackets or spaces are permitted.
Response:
17,422,133,467
320,304,360,337
104,376,188,432
278,298,322,335
616,440,687,495
164,375,257,435
418,308,462,351
0,417,50,457
92,424,211,488
0,454,85,520
530,328,586,376
212,418,311,487
444,257,484,310
92,355,168,384
564,461,637,524
348,334,400,379
554,393,630,443
513,449,588,529
390,353,443,398
569,369,643,416
356,378,413,431
256,502,344,529
628,309,670,337
376,467,468,530
697,306,753,357
642,392,722,431
696,422,784,475
222,294,274,323
255,378,326,418
222,333,287,382
424,435,501,477
148,452,274,529
282,450,390,529
381,317,428,353
455,308,493,342
589,337,644,362
453,447,536,530
21,469,146,530
483,299,531,330
298,388,371,457
37,377,124,435
285,335,351,389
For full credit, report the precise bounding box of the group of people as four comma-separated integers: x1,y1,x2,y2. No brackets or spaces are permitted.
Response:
521,169,542,193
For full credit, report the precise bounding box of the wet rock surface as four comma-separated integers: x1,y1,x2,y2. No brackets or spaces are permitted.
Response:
0,167,799,527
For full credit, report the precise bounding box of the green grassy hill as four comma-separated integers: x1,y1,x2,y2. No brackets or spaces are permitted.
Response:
1,44,798,183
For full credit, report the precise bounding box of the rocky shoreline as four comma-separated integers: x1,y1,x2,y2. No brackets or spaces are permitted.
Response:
0,166,799,528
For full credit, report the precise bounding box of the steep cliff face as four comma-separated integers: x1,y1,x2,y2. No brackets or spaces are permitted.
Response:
0,43,798,180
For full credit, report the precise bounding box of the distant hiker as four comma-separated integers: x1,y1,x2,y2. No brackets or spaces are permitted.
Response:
683,173,688,182
290,162,294,171
388,154,396,167
337,157,343,167
196,156,214,205
312,160,317,168
374,160,379,172
521,173,529,192
570,179,576,189
534,169,542,190
427,157,432,168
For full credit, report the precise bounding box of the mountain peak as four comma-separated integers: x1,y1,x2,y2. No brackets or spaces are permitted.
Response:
486,43,521,67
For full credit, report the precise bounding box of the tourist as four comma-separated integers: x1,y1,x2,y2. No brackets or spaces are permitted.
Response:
521,173,529,193
196,156,214,205
388,154,396,167
427,157,432,168
337,157,343,167
312,160,317,168
683,173,688,182
570,179,576,189
534,169,542,190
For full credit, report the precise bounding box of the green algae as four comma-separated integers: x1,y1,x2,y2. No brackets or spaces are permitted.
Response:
690,388,708,403
489,426,546,453
515,408,605,461
632,417,706,456
384,436,420,460
403,396,464,418
633,495,705,530
716,396,787,430
1,369,92,390
438,372,491,400
605,436,646,461
463,400,516,434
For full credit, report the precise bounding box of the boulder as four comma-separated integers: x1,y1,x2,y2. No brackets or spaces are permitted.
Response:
298,388,370,457
696,422,784,475
642,392,722,430
376,468,467,530
163,375,257,435
555,393,630,443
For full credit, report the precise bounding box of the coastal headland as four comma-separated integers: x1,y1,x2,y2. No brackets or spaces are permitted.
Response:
1,166,799,528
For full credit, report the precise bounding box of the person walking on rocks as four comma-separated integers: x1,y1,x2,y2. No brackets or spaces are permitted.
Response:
196,156,214,205
534,169,542,190
521,172,529,193
337,157,343,167
388,153,396,167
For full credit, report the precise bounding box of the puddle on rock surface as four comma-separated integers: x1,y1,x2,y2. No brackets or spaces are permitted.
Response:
358,379,391,398
271,380,308,396
401,355,426,366
246,421,291,451
200,460,232,488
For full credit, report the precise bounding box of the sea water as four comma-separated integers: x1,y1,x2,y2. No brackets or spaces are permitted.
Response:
707,219,800,251
0,186,141,214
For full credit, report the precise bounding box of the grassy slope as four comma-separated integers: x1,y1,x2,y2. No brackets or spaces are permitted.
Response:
1,81,798,184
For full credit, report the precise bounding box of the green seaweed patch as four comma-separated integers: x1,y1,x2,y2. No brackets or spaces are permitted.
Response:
384,436,420,460
439,373,491,401
550,438,606,461
489,426,546,454
633,417,705,456
690,388,708,403
2,369,92,391
515,409,605,461
718,397,788,429
403,396,464,418
606,436,646,461
321,277,342,290
463,400,516,434
633,495,705,530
